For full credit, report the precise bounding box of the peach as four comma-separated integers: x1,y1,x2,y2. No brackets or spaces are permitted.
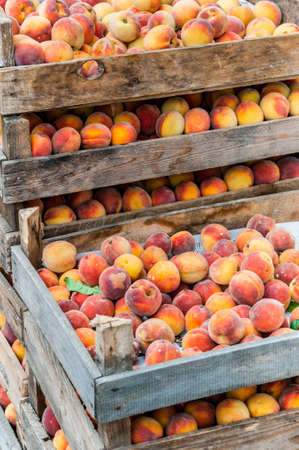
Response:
208,308,245,344
5,0,35,24
172,0,200,27
184,400,215,428
9,16,20,36
199,5,227,37
38,0,70,24
123,186,152,211
148,261,180,293
85,112,113,129
80,294,114,319
193,279,221,304
101,235,131,265
235,101,264,125
210,106,237,129
20,15,52,42
99,265,131,300
32,123,56,138
266,227,295,252
260,92,289,120
161,97,189,117
209,256,238,285
201,252,221,267
252,159,280,185
31,132,52,157
52,127,81,153
5,403,16,427
247,393,280,417
261,379,290,399
44,205,76,225
238,87,260,104
242,317,261,337
274,23,299,35
146,10,174,31
240,251,274,283
59,268,82,287
14,36,45,65
184,93,203,108
181,347,203,357
144,177,169,193
168,173,195,188
132,0,160,13
131,416,163,443
184,107,211,134
136,318,175,352
246,214,275,237
43,241,77,273
171,231,195,255
226,386,257,402
53,430,69,450
65,309,90,329
182,327,215,351
134,10,152,27
144,24,177,50
249,298,285,333
228,5,253,26
290,275,299,303
93,187,122,215
51,17,84,49
279,384,299,410
166,413,198,435
206,292,236,314
213,94,239,111
115,253,143,281
226,15,245,37
216,399,250,424
114,111,140,134
185,305,211,330
125,279,162,316
66,190,92,211
288,91,299,116
253,0,281,26
261,82,290,99
71,13,95,44
154,304,185,335
49,285,70,301
172,252,208,284
54,114,83,131
152,406,176,428
2,322,17,345
108,10,140,43
0,386,10,409
151,186,176,206
216,0,239,14
145,232,172,255
243,237,275,261
12,339,26,362
275,262,299,285
200,224,230,252
91,36,119,56
93,2,114,21
155,111,185,138
278,156,299,180
229,270,264,306
224,165,254,191
240,334,263,343
136,104,160,136
80,123,111,148
99,103,124,118
42,406,60,437
173,289,202,314
38,268,59,287
115,296,131,314
76,327,95,347
58,299,80,312
175,181,201,201
289,308,299,325
111,122,137,145
69,2,96,22
232,304,251,318
280,249,299,265
216,30,242,41
76,199,106,219
212,239,237,257
145,339,180,365
115,311,142,336
142,245,168,271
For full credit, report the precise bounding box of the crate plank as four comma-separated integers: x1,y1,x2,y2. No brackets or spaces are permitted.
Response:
23,312,104,450
0,10,14,68
2,116,31,160
0,33,298,115
0,405,22,450
0,271,26,341
95,333,299,423
2,116,299,203
19,401,53,450
12,246,101,416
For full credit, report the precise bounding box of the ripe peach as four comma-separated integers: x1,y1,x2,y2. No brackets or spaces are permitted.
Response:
155,111,184,138
226,386,257,402
114,111,140,135
213,94,239,111
181,18,214,47
38,268,59,287
252,159,280,185
151,186,176,206
278,156,299,180
20,15,52,42
193,279,221,304
216,30,242,41
14,36,45,65
132,0,160,13
249,298,285,333
261,82,290,99
76,199,106,219
122,186,152,211
80,123,111,148
53,430,69,450
260,92,289,120
206,292,236,314
32,123,56,138
184,400,215,428
93,187,122,214
185,305,211,330
275,262,299,285
38,0,70,24
243,237,275,261
49,285,70,301
229,270,264,306
216,399,250,424
240,251,274,284
44,205,76,225
288,91,299,116
235,101,264,125
232,304,251,319
71,13,95,44
52,127,81,153
85,112,113,129
43,241,77,273
101,236,131,265
226,14,245,37
144,177,169,193
125,279,162,316
212,239,237,257
145,339,180,365
42,406,60,437
247,393,280,417
172,290,202,314
201,223,230,252
108,10,140,42
136,318,175,352
184,93,203,108
115,311,141,336
201,252,221,267
208,309,245,344
261,379,290,399
240,334,263,343
152,406,176,428
266,227,295,252
246,214,275,237
153,304,185,335
279,384,299,410
161,97,189,116
131,416,163,444
148,261,180,293
76,327,95,347
142,246,168,271
184,107,211,134
115,253,143,281
80,294,114,319
175,181,201,201
58,299,79,312
54,114,83,132
168,173,194,188
172,0,200,27
238,87,260,104
144,24,177,50
59,268,82,287
166,412,198,435
69,2,96,22
42,39,73,61
136,104,160,136
171,231,195,255
181,347,203,357
172,252,208,284
5,0,35,24
66,191,92,211
280,249,299,266
182,327,215,351
51,17,84,49
111,122,137,145
65,310,90,329
242,317,261,337
224,165,254,190
99,265,131,300
253,1,281,26
12,339,26,362
31,132,52,157
236,230,261,253
274,23,299,35
216,0,239,14
209,256,238,285
145,232,172,255
199,5,227,37
210,106,237,129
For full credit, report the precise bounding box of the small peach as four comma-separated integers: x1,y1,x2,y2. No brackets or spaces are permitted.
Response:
249,298,285,333
155,111,185,138
182,327,215,351
246,214,275,237
226,386,257,402
211,106,238,129
123,186,152,211
216,399,250,424
260,92,290,120
201,223,230,252
131,416,163,444
184,107,211,134
145,339,180,365
136,318,175,352
209,256,238,285
185,305,211,330
247,393,280,417
229,270,264,306
166,413,198,435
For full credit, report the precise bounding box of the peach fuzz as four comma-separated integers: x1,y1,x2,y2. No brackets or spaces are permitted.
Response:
200,223,230,252
80,123,111,148
172,252,208,284
206,292,236,314
76,199,106,219
38,0,69,25
184,108,211,135
235,101,264,126
216,399,250,424
71,13,95,44
175,181,201,201
212,239,237,257
226,15,245,37
52,127,81,154
182,327,215,351
216,31,242,42
240,251,274,283
80,294,114,319
99,265,131,300
275,262,299,285
14,36,45,65
114,111,140,134
111,122,137,145
44,205,76,225
198,5,227,38
148,260,180,293
280,249,299,265
49,285,70,301
151,186,176,206
145,232,172,255
264,280,290,310
155,111,184,138
226,386,257,402
141,245,168,271
249,298,285,333
31,132,52,157
59,268,82,287
85,112,113,129
76,327,96,347
260,92,290,120
115,253,143,281
51,17,85,50
123,186,152,211
208,308,245,344
238,87,260,104
116,311,142,336
278,156,299,180
171,231,195,255
53,430,69,450
166,413,198,436
5,0,35,24
210,106,237,129
161,97,189,116
274,23,299,35
184,400,215,428
101,235,132,265
131,416,163,444
290,275,299,303
252,160,280,185
185,305,211,330
253,0,281,26
209,256,238,285
38,268,59,287
181,18,214,47
173,289,202,314
289,91,299,116
247,393,280,417
246,214,275,237
266,227,295,252
125,278,162,316
152,406,176,428
261,82,290,99
43,240,77,273
260,379,290,399
20,16,52,42
243,236,275,260
136,104,160,136
172,0,200,27
136,318,175,352
279,384,299,410
144,24,177,50
145,339,181,365
229,270,264,306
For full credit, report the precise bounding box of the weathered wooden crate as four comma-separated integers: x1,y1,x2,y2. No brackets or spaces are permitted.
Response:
0,0,298,115
1,115,299,204
9,203,299,449
0,404,22,450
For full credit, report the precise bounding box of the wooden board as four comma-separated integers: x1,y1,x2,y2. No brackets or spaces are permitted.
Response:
0,405,22,450
19,400,53,450
2,116,299,203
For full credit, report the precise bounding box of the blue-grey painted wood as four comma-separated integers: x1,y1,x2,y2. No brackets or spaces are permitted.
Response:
0,406,21,450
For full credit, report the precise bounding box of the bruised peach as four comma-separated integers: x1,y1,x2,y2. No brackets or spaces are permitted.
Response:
123,186,152,211
38,0,69,25
209,256,238,285
80,294,114,319
101,236,131,265
148,261,180,293
172,252,208,284
151,186,176,206
280,249,299,266
142,246,168,271
99,266,131,300
229,270,264,306
211,106,237,129
38,268,59,287
145,232,172,255
80,123,111,148
136,104,160,136
208,309,245,344
155,111,184,138
247,393,280,417
76,327,95,347
266,227,295,252
200,224,230,252
185,305,211,330
145,339,180,365
264,279,290,310
260,379,290,399
125,279,162,316
193,279,221,304
279,384,299,410
136,318,175,352
76,199,106,219
249,298,285,333
206,292,236,314
260,92,289,120
275,262,299,285
131,416,163,444
240,251,274,283
154,304,185,335
43,241,77,273
247,214,275,237
182,327,215,351
216,399,250,424
166,412,198,435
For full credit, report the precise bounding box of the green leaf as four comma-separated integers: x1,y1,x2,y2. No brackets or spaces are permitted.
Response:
291,320,299,330
65,277,101,295
287,301,299,313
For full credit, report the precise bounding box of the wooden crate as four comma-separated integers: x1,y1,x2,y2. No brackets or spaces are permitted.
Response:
0,0,298,115
0,404,22,450
10,201,299,436
1,115,299,204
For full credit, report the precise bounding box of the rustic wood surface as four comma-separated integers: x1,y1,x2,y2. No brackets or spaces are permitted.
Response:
2,116,299,203
0,270,26,341
0,10,14,68
0,404,22,450
127,409,299,450
0,214,18,272
19,207,43,269
95,333,299,423
0,33,299,114
19,400,53,450
23,311,104,450
2,116,31,160
27,365,45,418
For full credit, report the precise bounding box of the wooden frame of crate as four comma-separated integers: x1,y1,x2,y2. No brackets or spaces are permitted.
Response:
9,202,299,449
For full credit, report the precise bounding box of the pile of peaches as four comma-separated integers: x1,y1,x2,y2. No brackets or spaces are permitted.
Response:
25,80,299,157
0,385,17,431
3,0,299,66
25,154,299,225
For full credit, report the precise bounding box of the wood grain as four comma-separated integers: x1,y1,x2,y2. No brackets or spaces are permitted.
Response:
19,207,43,269
2,116,299,203
19,400,53,450
0,404,22,450
0,10,14,68
0,270,26,341
95,333,299,423
2,116,31,160
0,33,298,114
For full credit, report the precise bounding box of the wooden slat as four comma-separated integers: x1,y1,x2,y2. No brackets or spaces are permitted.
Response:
2,116,31,160
0,33,299,114
128,409,299,450
2,117,299,203
0,404,22,450
19,207,43,269
0,10,14,68
23,312,103,450
19,400,53,450
95,333,299,423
